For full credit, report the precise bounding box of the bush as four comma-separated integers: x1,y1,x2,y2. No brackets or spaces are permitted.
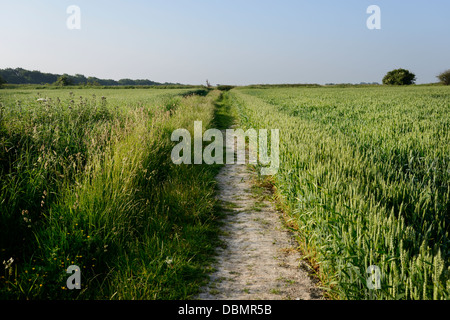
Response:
437,69,450,85
217,85,235,91
382,68,416,85
55,74,74,87
0,75,6,88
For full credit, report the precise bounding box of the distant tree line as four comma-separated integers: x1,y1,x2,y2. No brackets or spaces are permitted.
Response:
0,68,176,86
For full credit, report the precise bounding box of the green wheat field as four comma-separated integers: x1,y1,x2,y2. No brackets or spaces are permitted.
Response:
0,85,449,300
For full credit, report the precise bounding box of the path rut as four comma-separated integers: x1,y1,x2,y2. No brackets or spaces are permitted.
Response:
196,129,323,300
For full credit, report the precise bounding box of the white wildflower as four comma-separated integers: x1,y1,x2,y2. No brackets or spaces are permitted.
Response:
3,257,14,270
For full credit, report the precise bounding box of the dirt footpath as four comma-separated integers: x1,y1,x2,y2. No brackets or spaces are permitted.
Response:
196,135,323,300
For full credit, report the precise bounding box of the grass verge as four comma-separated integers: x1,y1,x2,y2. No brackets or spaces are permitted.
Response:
1,89,224,299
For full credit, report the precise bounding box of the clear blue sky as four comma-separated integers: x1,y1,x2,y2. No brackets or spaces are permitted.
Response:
1,0,449,85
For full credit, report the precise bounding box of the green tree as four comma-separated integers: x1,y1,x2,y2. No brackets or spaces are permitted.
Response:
87,77,101,86
73,73,87,85
0,75,6,87
56,74,73,87
382,68,416,85
437,69,450,85
118,79,135,86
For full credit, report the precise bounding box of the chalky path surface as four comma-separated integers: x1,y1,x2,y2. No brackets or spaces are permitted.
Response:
197,130,322,300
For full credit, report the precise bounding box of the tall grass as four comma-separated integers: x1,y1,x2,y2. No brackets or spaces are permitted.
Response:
230,86,450,300
1,88,223,299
